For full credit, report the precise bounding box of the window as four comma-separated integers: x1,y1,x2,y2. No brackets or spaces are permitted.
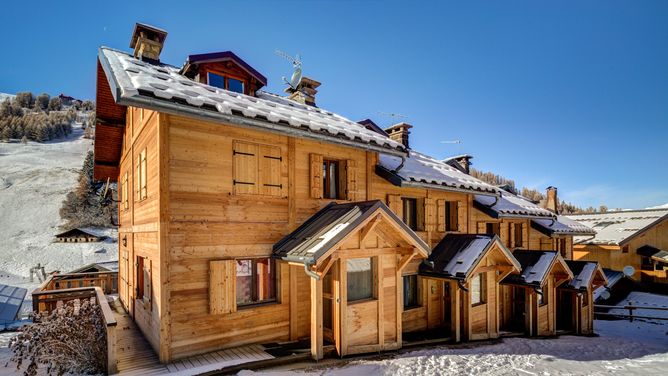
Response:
233,141,283,196
235,258,276,306
136,148,147,201
486,222,500,236
322,159,341,199
622,245,629,254
347,257,375,302
444,201,458,231
514,223,523,248
403,275,420,309
402,198,418,231
136,256,151,309
470,273,485,305
538,290,547,306
121,172,129,210
207,72,246,94
557,238,567,258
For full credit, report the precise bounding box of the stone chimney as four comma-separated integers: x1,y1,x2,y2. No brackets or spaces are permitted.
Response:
545,186,558,213
384,122,412,149
286,77,320,106
129,23,168,63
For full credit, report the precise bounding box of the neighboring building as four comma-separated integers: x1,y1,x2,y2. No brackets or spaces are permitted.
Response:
54,228,104,243
567,209,668,287
93,23,606,363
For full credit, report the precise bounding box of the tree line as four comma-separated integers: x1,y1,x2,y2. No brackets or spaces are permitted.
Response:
0,91,94,143
470,168,606,214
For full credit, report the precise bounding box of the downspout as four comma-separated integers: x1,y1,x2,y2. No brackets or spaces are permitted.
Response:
457,279,469,292
484,195,499,208
392,155,406,173
303,259,321,280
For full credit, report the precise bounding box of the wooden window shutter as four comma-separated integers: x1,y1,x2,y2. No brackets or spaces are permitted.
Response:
416,198,425,231
387,194,402,218
436,199,446,231
136,155,141,199
501,222,509,247
424,197,436,232
521,222,528,249
310,153,323,199
143,259,152,311
233,141,259,195
456,201,466,233
210,260,237,314
345,159,358,201
477,222,486,234
259,145,283,196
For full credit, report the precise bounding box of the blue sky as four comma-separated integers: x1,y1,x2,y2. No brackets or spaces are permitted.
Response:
1,1,666,209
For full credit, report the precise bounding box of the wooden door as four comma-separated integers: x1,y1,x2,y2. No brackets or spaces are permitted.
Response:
442,281,452,336
509,287,526,333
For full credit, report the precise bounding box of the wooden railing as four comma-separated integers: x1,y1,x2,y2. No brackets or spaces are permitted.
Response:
594,304,668,322
32,280,118,374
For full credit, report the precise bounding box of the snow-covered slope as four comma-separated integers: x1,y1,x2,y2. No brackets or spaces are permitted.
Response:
0,92,14,102
647,203,668,209
0,127,117,291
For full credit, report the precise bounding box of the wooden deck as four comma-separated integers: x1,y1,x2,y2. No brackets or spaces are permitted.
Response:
111,299,275,375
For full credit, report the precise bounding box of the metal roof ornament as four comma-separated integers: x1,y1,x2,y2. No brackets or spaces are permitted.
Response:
275,50,302,91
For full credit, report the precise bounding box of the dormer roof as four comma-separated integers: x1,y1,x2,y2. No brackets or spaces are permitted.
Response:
181,51,268,86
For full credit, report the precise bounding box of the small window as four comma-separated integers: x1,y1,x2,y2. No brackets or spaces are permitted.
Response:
444,201,458,231
228,78,245,93
347,258,375,302
622,245,629,254
402,198,418,231
403,275,420,309
136,256,151,308
486,223,500,236
470,273,486,305
236,258,276,307
514,223,523,248
538,291,547,306
207,72,226,89
322,159,341,199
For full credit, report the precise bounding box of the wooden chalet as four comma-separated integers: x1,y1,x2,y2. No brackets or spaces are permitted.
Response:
559,261,608,335
93,23,607,363
567,208,668,287
54,228,103,243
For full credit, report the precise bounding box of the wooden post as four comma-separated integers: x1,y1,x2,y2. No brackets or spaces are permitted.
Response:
310,276,323,360
289,265,298,340
452,281,461,342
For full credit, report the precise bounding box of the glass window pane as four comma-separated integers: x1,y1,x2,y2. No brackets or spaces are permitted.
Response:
207,72,226,89
403,275,419,309
471,273,481,305
329,162,338,198
228,78,245,93
347,258,373,302
236,259,253,305
256,259,275,302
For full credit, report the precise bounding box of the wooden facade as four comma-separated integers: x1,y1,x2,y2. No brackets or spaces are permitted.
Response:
97,34,605,363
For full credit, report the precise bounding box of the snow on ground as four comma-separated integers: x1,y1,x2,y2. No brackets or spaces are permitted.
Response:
245,292,668,375
608,291,668,319
0,93,14,102
0,127,117,297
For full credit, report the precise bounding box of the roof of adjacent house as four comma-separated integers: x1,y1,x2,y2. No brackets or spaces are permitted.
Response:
531,215,597,236
563,260,607,291
566,208,668,246
0,284,27,323
68,261,119,274
474,191,555,219
377,151,500,196
419,234,520,280
54,228,102,239
502,251,572,287
97,47,406,157
272,200,428,265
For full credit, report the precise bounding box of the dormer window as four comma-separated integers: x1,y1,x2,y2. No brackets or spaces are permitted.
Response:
207,72,246,94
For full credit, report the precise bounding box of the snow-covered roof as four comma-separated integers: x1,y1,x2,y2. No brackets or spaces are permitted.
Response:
97,47,405,156
377,151,500,195
532,215,597,236
474,191,555,218
567,209,668,245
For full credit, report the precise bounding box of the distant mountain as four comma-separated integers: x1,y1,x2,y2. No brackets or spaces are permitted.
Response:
646,203,668,209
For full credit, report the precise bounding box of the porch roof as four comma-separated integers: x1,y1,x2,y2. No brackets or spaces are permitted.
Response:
272,200,428,265
502,251,572,287
563,261,608,291
419,234,520,281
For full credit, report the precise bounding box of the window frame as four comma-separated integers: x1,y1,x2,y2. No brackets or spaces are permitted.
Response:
346,257,376,303
486,222,500,237
136,256,151,310
444,201,458,232
235,258,277,308
207,71,247,94
322,159,341,199
402,197,418,231
470,272,486,306
403,274,421,310
514,223,523,248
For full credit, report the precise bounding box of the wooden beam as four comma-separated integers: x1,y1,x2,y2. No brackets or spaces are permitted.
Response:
495,267,515,283
359,214,382,244
310,276,323,360
397,249,417,271
317,255,337,277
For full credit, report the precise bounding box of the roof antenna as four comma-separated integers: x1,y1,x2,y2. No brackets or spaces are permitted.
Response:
378,111,408,124
275,50,302,91
440,140,462,144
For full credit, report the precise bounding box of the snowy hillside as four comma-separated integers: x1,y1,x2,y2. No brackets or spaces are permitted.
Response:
0,92,14,102
647,203,668,209
0,127,117,291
